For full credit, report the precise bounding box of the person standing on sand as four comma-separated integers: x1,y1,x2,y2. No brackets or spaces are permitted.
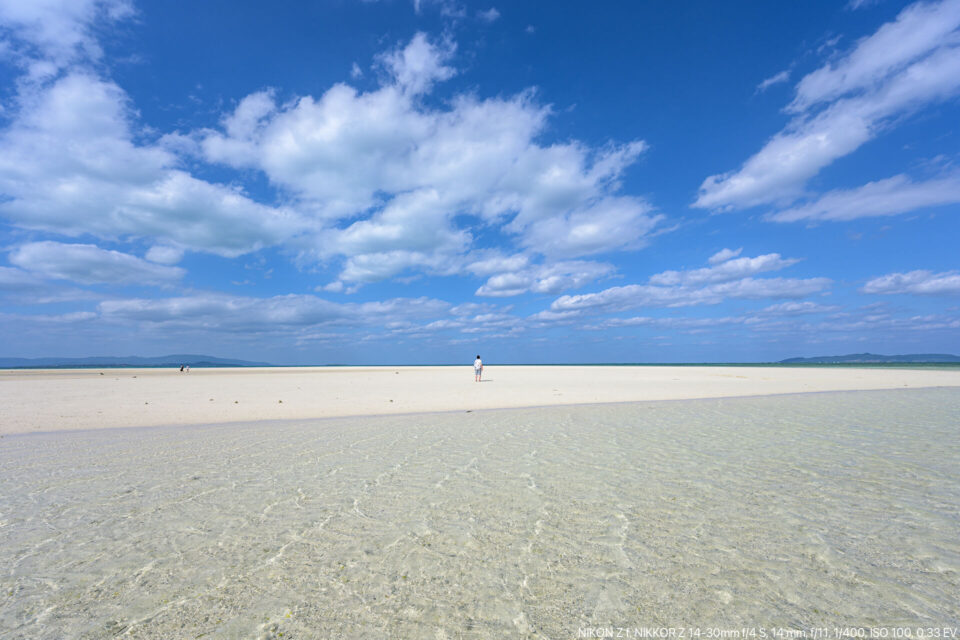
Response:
474,355,483,382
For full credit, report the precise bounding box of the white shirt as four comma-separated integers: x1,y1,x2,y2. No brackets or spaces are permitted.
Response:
474,358,482,370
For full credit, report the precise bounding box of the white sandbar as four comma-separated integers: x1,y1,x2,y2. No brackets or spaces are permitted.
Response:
2,364,960,434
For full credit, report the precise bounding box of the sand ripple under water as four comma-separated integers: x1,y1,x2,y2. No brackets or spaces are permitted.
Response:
1,388,958,638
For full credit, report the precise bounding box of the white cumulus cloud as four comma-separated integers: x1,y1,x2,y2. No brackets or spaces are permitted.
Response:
549,277,830,316
708,247,743,265
475,260,614,297
0,0,133,81
376,32,456,96
650,253,799,287
0,74,303,257
790,0,960,113
695,0,960,210
544,251,829,318
199,33,660,285
2,17,662,297
9,241,185,285
861,270,960,295
145,245,185,265
768,172,960,222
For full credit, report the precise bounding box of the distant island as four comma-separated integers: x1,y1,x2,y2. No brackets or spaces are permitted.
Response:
0,354,272,369
780,353,960,364
4,353,960,369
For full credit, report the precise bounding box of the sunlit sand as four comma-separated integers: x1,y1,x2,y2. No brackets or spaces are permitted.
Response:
2,365,960,434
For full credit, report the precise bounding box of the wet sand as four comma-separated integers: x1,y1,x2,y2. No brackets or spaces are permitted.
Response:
2,365,960,434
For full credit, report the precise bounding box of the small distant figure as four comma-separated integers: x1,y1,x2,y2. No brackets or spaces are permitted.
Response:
180,364,184,372
185,365,190,373
474,355,483,382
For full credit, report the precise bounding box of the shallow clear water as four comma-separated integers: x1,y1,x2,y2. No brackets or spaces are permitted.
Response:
1,388,959,638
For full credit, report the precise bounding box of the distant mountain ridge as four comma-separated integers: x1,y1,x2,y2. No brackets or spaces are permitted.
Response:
0,354,272,369
780,353,960,364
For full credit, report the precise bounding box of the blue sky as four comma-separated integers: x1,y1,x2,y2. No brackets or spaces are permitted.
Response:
0,0,958,364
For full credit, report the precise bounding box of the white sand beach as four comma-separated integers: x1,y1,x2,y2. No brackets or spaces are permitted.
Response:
2,364,960,434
